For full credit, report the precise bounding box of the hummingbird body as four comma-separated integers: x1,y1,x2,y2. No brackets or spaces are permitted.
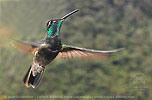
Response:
23,32,62,88
30,18,63,75
11,9,124,88
32,43,59,75
23,44,59,88
34,37,61,69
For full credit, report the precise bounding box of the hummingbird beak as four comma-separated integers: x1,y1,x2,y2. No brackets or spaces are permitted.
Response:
51,9,79,35
61,9,79,20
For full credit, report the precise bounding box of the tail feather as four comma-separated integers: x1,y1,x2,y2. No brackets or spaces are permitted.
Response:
23,66,44,88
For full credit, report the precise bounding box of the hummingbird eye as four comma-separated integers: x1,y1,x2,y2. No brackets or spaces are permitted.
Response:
47,20,53,30
49,21,53,26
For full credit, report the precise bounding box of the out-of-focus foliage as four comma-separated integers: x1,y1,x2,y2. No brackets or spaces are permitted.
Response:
0,0,152,100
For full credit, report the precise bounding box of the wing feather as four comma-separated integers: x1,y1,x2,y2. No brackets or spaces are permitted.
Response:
10,39,40,54
57,45,124,59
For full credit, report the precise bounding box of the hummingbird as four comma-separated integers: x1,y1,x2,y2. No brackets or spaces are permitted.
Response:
11,9,124,88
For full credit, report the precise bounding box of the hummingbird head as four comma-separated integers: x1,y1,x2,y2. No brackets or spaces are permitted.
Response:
46,9,79,38
46,19,63,38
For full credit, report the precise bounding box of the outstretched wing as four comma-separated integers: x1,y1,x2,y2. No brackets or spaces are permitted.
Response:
10,39,41,54
57,44,124,59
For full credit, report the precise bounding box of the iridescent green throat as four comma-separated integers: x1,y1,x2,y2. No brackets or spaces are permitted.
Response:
47,20,63,38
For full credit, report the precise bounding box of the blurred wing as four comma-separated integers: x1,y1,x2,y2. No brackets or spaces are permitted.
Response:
57,44,124,59
10,39,40,54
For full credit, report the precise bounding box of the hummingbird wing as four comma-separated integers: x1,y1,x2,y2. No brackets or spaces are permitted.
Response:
10,39,41,54
57,44,124,59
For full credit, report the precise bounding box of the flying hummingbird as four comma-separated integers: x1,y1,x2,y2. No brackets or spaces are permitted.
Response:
11,9,124,88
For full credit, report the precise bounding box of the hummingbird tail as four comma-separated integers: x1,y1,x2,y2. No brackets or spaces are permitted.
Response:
23,66,44,88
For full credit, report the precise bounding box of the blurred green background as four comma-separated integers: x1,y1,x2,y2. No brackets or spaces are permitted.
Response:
0,0,152,100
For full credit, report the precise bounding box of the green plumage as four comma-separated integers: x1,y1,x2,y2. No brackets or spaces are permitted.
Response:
47,20,63,37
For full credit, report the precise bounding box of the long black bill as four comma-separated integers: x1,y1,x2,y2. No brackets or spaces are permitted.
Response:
61,9,79,20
